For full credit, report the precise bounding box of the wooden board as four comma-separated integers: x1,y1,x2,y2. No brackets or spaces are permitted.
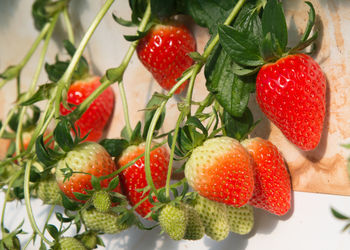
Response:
0,0,349,195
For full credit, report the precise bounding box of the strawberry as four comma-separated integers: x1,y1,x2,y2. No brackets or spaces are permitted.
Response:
242,137,291,216
55,142,121,202
185,137,254,207
117,143,169,217
37,176,62,205
183,204,205,240
226,205,254,235
92,190,111,213
81,209,129,234
159,204,187,240
256,54,326,151
57,237,86,250
193,194,229,241
136,23,196,94
60,76,114,142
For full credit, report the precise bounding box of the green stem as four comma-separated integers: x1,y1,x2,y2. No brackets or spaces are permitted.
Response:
118,81,133,138
185,64,202,117
24,160,52,245
69,0,152,136
15,13,59,157
0,109,15,139
165,112,185,199
63,6,75,45
0,22,51,89
1,170,23,233
131,196,149,211
144,0,247,199
195,93,215,115
23,234,36,250
144,69,194,197
54,0,115,118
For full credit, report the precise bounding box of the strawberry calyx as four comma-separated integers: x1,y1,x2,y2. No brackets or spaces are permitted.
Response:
217,0,317,72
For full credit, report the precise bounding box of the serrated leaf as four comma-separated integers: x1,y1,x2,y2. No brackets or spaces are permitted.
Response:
142,93,166,139
331,207,349,220
218,24,264,67
100,139,129,158
184,0,236,35
206,46,255,117
151,0,177,19
53,119,74,152
46,224,59,240
261,0,287,52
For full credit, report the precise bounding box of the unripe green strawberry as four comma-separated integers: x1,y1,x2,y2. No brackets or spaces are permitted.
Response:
37,177,62,205
183,205,205,240
194,195,229,241
81,209,129,234
79,232,98,249
159,204,187,240
226,205,254,235
92,190,111,213
58,237,86,250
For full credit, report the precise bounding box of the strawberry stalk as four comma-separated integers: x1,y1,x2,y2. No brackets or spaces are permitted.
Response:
71,0,152,138
15,12,60,163
54,0,116,119
24,160,53,245
0,22,51,89
63,6,75,45
144,0,248,200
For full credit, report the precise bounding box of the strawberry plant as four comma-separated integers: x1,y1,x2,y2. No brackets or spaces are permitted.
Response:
0,0,327,248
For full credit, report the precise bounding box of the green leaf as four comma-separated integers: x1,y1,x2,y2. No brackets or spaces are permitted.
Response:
142,93,166,139
73,192,90,201
32,0,66,31
112,13,136,27
46,224,59,240
0,65,21,80
55,212,74,223
261,32,282,62
53,119,74,152
186,116,208,137
130,122,143,145
129,0,147,24
184,0,237,35
151,0,177,19
124,31,148,42
261,0,287,52
223,108,255,141
331,207,350,220
107,176,120,191
35,135,62,167
100,139,129,158
218,24,264,67
205,46,255,117
61,194,80,210
91,176,101,190
300,1,316,43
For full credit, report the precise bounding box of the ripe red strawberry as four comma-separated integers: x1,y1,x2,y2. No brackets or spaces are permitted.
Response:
185,137,254,207
56,142,121,202
60,76,114,142
256,54,326,151
136,23,196,94
242,137,291,216
117,143,169,217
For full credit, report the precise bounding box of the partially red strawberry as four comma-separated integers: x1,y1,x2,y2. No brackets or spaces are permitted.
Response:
60,76,114,142
136,23,196,94
256,54,326,151
185,137,254,207
56,142,121,202
117,143,169,217
242,137,291,216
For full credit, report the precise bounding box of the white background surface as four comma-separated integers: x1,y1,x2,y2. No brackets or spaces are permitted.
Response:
0,1,349,249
